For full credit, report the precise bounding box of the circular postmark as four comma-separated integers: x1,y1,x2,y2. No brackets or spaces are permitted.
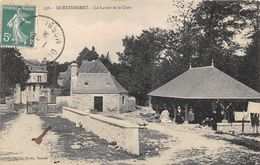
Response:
18,15,65,65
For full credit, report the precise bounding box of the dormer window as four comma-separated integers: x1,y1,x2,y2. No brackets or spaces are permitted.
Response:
85,82,89,86
38,66,43,71
106,81,110,86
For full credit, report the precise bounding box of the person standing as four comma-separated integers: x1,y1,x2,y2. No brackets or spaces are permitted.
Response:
175,106,184,124
188,106,195,124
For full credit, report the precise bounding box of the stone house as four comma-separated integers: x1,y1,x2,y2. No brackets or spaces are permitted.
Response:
58,59,135,112
14,58,51,104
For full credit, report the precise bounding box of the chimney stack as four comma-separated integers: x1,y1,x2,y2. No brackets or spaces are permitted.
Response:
70,62,78,95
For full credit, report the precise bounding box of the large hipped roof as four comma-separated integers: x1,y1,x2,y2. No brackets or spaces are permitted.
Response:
148,66,260,99
72,59,127,94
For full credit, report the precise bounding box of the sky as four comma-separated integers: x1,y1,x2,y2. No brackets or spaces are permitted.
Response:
1,0,186,63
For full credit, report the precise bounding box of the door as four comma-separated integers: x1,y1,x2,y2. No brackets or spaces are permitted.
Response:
94,96,103,112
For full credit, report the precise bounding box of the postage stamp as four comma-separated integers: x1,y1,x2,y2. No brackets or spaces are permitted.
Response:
1,5,36,47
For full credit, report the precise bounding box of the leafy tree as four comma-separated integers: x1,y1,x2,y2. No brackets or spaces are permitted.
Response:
239,1,260,90
193,1,247,65
99,52,112,70
165,1,248,81
76,46,99,66
0,48,29,97
47,61,58,88
118,28,167,105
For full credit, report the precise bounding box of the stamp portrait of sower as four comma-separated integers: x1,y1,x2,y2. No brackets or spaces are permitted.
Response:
1,5,36,47
7,8,31,45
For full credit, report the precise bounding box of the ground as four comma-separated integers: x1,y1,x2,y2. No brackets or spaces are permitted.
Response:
0,107,259,165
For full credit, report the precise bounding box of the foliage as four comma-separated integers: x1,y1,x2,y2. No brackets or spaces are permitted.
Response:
118,28,167,105
76,46,99,66
238,1,260,90
0,47,29,97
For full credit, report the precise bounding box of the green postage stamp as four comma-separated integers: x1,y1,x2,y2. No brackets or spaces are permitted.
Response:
1,5,36,47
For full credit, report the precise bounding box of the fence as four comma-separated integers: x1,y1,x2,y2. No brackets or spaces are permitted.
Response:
217,122,255,134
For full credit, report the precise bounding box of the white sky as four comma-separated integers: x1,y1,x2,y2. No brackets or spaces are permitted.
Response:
1,0,183,63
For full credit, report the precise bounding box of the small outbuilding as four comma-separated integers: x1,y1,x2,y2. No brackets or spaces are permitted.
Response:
58,59,135,112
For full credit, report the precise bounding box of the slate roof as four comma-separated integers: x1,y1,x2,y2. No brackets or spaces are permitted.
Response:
78,59,109,73
24,59,47,73
72,73,127,94
69,59,127,94
148,66,260,99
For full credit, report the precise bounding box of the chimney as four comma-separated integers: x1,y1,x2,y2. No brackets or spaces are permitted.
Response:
70,62,78,95
42,58,47,71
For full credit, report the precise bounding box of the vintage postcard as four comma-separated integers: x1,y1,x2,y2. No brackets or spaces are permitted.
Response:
0,0,260,165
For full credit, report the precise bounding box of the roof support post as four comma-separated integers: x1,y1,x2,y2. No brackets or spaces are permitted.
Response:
184,102,188,124
148,96,152,108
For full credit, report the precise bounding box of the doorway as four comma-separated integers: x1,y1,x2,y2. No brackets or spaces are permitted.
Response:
94,96,103,112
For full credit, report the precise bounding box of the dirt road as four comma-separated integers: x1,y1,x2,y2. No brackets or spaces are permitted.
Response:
0,109,58,165
0,109,259,165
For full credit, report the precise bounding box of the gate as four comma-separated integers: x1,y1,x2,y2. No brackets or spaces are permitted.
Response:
26,96,48,114
38,96,48,113
27,101,39,114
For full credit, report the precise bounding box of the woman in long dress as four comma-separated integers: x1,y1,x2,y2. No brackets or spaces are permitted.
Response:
7,8,31,45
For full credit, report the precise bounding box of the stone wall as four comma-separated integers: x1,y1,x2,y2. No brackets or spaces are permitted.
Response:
120,96,136,113
5,97,14,110
70,94,120,112
15,84,51,104
62,107,139,155
57,94,136,113
217,122,255,134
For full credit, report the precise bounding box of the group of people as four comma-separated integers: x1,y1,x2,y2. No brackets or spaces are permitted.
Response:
151,106,195,124
169,105,195,124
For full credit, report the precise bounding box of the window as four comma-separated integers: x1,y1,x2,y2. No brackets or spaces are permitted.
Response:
106,81,110,86
38,66,43,70
85,82,89,86
37,76,42,82
122,96,125,105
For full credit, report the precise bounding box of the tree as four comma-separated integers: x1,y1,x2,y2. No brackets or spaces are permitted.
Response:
76,46,99,66
165,1,248,82
0,48,30,97
193,1,247,65
239,1,260,90
99,52,112,70
118,28,167,105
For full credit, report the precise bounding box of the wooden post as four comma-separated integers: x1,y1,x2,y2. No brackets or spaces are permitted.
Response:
173,106,177,121
184,103,188,124
242,118,244,134
148,96,152,108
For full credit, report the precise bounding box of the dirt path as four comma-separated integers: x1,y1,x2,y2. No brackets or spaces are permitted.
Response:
0,109,58,165
0,109,259,165
110,122,259,165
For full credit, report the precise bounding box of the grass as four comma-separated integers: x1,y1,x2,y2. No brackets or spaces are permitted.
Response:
0,112,19,132
204,134,260,152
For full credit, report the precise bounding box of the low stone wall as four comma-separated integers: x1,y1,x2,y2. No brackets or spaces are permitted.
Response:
217,122,254,134
5,97,14,110
62,107,139,155
56,96,72,111
47,104,59,113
